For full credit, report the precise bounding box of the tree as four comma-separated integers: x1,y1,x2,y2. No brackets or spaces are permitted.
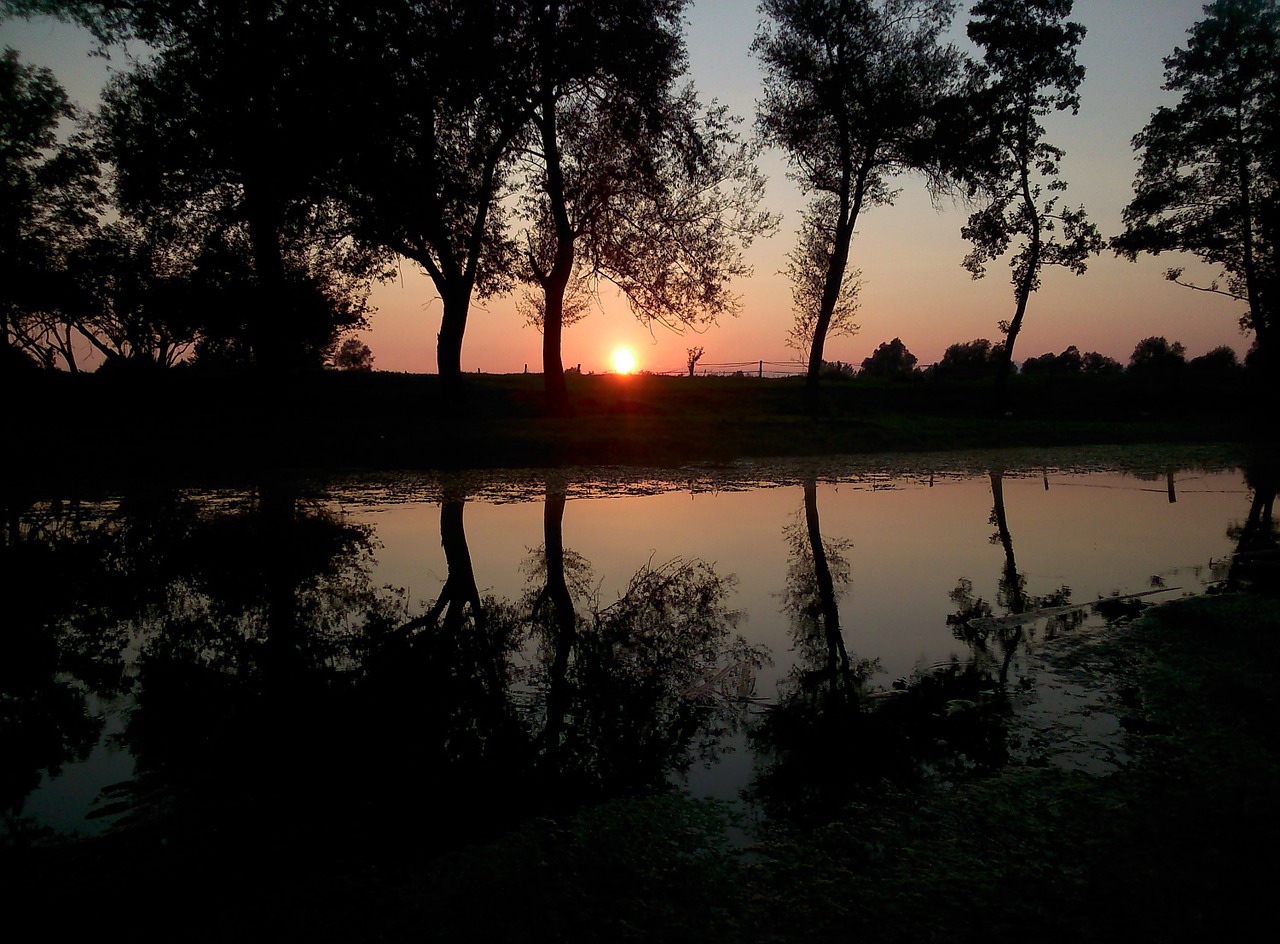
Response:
1080,350,1122,375
1114,0,1279,384
332,337,374,371
1020,344,1082,376
859,337,918,380
320,1,535,391
60,219,203,370
934,338,1007,380
517,0,773,413
686,345,705,377
961,0,1102,407
16,1,390,374
782,207,860,359
1128,335,1187,377
754,0,975,397
0,46,100,371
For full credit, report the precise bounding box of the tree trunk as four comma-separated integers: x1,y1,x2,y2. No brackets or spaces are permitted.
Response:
436,287,470,392
805,165,866,407
993,265,1034,411
536,10,576,418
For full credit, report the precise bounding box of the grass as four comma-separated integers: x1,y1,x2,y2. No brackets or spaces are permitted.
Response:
6,368,1269,483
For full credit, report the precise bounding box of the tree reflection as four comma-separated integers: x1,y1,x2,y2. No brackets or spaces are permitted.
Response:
520,478,765,800
751,479,1008,823
1228,458,1279,594
948,470,1078,689
0,489,199,819
356,484,529,841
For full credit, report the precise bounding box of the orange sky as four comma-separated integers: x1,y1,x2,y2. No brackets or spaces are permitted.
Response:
2,0,1252,375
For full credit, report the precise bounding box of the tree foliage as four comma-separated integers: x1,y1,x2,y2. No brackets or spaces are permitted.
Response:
517,0,774,411
860,336,918,380
0,46,100,370
961,0,1102,401
754,0,974,392
1114,0,1279,377
782,206,860,357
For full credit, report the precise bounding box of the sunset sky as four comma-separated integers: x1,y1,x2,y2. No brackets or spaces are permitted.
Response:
2,0,1252,374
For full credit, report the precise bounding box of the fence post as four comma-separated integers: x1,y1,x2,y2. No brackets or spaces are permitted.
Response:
758,360,763,378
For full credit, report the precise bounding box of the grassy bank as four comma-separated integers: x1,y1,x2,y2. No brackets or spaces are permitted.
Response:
7,368,1267,481
7,592,1277,941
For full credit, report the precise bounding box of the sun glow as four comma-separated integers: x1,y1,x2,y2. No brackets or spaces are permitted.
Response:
611,347,637,374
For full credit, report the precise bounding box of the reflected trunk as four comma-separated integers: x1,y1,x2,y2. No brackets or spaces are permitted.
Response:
541,476,576,768
803,478,852,691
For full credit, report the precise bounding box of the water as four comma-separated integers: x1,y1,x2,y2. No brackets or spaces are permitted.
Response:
3,444,1268,842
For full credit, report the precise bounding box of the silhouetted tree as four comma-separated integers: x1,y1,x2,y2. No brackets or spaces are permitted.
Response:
962,0,1102,407
320,1,534,390
933,337,1009,381
860,337,918,380
1128,335,1187,375
1114,0,1278,385
1021,344,1082,376
753,0,976,398
782,210,860,360
331,337,374,371
1081,350,1123,375
1188,344,1243,381
685,346,705,377
0,46,100,371
58,218,204,369
75,1,388,374
518,0,773,413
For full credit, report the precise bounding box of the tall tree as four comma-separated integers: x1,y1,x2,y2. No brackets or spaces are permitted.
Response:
1114,0,1278,386
753,0,974,398
961,0,1102,408
324,1,535,391
0,46,100,371
90,2,386,374
6,2,390,373
518,0,773,414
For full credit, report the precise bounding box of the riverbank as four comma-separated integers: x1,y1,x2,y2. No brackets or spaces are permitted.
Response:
6,368,1268,483
6,591,1277,941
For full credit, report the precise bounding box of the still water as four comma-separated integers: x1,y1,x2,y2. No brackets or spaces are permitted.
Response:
4,445,1270,844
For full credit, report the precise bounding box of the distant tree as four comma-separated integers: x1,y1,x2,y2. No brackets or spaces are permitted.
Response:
332,337,374,371
962,0,1103,407
753,0,976,398
934,338,1008,381
1188,344,1242,380
0,47,100,371
1080,350,1123,375
1114,0,1279,384
686,346,705,377
1021,344,1082,376
1128,336,1187,376
860,337,918,380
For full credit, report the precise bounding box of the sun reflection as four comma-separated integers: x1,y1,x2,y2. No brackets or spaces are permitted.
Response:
611,347,637,374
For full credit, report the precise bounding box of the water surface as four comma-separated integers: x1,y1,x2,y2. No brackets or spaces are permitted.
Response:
4,445,1264,843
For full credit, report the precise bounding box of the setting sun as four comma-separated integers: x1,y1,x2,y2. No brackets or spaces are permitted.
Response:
611,347,637,374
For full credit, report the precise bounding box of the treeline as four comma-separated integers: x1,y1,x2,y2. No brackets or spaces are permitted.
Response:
848,335,1253,385
1,0,1276,415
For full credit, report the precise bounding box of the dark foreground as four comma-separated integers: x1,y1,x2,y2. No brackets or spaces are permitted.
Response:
7,368,1269,481
5,591,1277,942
